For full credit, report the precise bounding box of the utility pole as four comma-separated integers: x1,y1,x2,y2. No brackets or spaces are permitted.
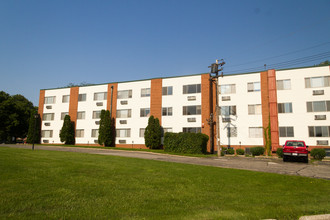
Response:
209,59,225,156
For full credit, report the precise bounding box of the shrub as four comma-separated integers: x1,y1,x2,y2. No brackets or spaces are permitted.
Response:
236,148,245,155
163,132,209,154
144,116,162,149
98,110,114,147
59,115,75,145
276,148,283,158
226,148,235,155
310,148,326,160
250,147,265,156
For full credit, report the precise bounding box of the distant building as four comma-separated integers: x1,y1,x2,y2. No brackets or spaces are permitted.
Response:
38,65,330,154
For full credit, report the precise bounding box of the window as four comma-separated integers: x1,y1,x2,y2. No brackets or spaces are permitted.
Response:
91,129,99,137
162,86,173,95
305,76,330,88
220,84,236,94
78,94,86,102
249,127,263,138
117,90,132,99
76,129,84,138
61,112,68,120
309,126,330,137
139,128,145,137
248,104,262,115
183,127,201,133
247,82,261,92
183,105,201,115
163,128,173,133
92,111,101,119
77,111,85,120
140,108,150,117
279,127,294,137
278,103,293,113
117,109,132,118
94,92,107,101
227,127,237,137
183,84,201,94
43,113,54,121
116,129,131,137
41,130,53,138
44,96,56,104
307,101,330,112
220,106,236,116
141,88,150,97
276,79,291,90
162,107,173,116
62,95,70,103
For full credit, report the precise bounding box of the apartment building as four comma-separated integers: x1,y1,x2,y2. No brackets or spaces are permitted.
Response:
38,65,330,154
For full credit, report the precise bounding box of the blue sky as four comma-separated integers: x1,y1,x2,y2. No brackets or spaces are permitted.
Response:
1,0,330,106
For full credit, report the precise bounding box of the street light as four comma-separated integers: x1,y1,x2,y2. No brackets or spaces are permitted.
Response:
32,113,39,151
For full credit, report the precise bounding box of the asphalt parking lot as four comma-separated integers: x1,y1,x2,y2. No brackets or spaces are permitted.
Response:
2,144,330,180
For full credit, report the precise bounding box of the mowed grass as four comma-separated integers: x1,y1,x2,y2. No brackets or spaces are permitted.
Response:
0,147,329,220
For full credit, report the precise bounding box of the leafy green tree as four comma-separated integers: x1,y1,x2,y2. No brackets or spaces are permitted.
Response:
59,115,75,145
98,110,114,146
144,115,162,149
26,111,41,144
98,110,106,145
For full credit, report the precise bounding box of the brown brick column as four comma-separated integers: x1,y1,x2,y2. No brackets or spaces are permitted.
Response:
150,79,162,124
38,90,45,119
69,87,79,126
260,71,270,147
107,83,118,122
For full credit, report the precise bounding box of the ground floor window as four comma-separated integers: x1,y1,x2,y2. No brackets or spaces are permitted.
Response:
183,127,201,133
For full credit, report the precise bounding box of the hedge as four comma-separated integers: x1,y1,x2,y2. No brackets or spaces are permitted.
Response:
250,147,265,156
276,148,283,158
310,148,326,160
226,148,235,155
236,148,245,155
163,132,209,154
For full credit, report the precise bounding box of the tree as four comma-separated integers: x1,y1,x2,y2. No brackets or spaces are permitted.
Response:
98,110,114,146
144,115,162,149
26,111,41,144
59,115,75,145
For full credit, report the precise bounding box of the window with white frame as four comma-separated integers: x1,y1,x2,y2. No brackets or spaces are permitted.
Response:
220,84,236,94
276,79,291,90
183,127,201,133
308,126,330,137
77,111,85,120
44,96,56,104
139,128,145,137
279,127,294,137
183,105,201,115
183,84,201,94
76,129,84,138
117,109,132,118
117,90,132,99
43,113,54,121
220,106,236,116
92,111,101,119
248,104,262,115
91,129,99,137
305,76,330,88
162,86,173,95
61,112,68,120
62,95,70,103
278,103,293,113
141,88,150,97
41,130,53,138
140,108,150,117
307,100,330,112
162,107,173,116
116,129,131,137
249,127,263,138
94,92,107,101
163,127,173,134
78,94,87,102
227,127,237,137
247,82,261,92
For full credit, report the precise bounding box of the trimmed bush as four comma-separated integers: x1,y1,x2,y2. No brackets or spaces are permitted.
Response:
226,148,235,155
276,148,283,158
59,115,75,145
310,148,326,160
163,132,209,154
236,148,245,155
250,147,265,156
144,116,162,149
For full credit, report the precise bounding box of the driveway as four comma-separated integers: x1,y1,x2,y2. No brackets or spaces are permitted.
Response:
2,144,330,180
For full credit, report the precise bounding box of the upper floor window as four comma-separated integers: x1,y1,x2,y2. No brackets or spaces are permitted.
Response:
279,127,294,137
307,100,330,112
247,82,260,92
220,84,236,94
183,105,201,115
61,112,68,120
183,84,201,94
94,92,107,101
117,90,132,99
44,96,56,104
43,113,54,121
162,107,172,116
141,88,150,97
248,104,262,115
277,79,291,90
183,127,201,133
220,106,236,116
117,109,132,118
308,126,330,137
62,95,70,103
78,94,86,102
77,111,85,120
278,103,292,113
92,111,101,119
305,76,330,88
140,108,150,117
162,86,173,96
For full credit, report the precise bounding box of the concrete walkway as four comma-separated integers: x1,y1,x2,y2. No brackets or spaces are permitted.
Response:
2,144,330,180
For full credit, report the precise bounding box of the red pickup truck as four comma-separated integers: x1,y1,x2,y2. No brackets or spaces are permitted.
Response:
282,140,309,163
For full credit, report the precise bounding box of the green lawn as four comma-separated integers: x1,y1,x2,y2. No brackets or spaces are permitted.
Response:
0,147,329,219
